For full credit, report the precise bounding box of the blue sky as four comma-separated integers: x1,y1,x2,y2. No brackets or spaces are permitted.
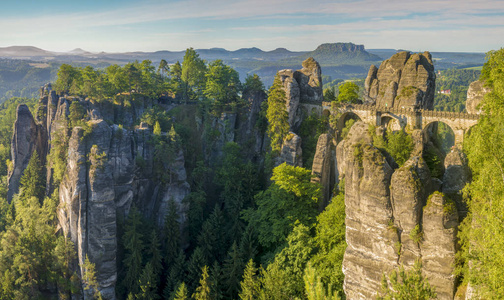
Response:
1,0,503,53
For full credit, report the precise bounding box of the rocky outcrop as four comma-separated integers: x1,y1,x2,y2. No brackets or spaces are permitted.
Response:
340,122,398,299
7,104,47,202
390,157,432,267
278,57,323,131
442,148,471,218
466,80,490,114
277,132,303,167
278,69,301,130
339,121,465,299
293,57,323,103
364,51,436,110
421,193,459,300
7,85,192,299
311,133,334,208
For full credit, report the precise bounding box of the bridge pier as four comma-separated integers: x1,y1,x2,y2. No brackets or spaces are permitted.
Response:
453,129,465,149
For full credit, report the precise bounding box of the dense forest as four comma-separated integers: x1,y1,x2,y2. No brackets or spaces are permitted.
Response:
0,47,501,300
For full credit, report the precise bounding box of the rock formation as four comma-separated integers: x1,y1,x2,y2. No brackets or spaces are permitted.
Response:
7,104,47,202
278,132,303,167
466,80,490,114
338,122,398,299
339,121,462,299
278,57,323,131
364,51,436,110
8,85,191,299
421,193,459,300
311,133,334,208
442,148,471,218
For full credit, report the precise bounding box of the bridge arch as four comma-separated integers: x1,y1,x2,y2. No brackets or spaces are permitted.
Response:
422,121,456,154
336,111,362,137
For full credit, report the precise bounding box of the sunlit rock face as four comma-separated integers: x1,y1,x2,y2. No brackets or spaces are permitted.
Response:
364,51,436,110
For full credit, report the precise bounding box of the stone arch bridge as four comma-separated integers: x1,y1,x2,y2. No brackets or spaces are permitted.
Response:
302,102,480,146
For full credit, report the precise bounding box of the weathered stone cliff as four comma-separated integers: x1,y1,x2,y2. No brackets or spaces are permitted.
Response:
466,80,490,114
7,104,47,202
364,51,436,110
339,121,464,300
8,86,191,299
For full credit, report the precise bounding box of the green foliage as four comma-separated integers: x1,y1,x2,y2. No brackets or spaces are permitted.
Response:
121,207,145,295
304,262,341,300
266,74,289,152
260,223,315,299
434,68,481,112
48,125,69,185
181,48,207,101
378,260,437,300
243,163,321,251
173,282,189,300
299,113,329,169
193,265,211,300
336,81,359,103
422,146,443,179
239,259,259,300
409,224,423,244
153,121,161,135
82,255,103,300
458,48,504,298
242,74,264,96
323,87,336,102
310,193,346,297
371,127,414,167
204,60,241,114
19,151,45,202
222,242,244,299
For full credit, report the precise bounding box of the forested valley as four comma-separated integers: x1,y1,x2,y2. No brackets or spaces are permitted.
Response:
0,47,502,300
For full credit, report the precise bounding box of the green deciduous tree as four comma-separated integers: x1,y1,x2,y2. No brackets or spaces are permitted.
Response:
243,163,321,251
458,48,504,299
337,82,359,103
181,48,207,101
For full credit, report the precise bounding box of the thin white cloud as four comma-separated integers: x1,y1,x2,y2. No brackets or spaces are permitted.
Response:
0,0,503,52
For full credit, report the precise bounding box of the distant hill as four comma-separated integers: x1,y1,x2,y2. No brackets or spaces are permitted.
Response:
0,46,54,58
283,43,382,65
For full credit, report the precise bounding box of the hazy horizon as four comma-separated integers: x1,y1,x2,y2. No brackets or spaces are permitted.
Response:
1,0,503,53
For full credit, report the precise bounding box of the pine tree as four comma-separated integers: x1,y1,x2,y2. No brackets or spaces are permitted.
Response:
163,249,186,299
239,259,259,300
210,261,224,300
197,205,226,264
173,282,189,300
82,255,103,300
266,74,289,152
163,199,180,267
153,121,162,135
136,262,160,300
148,230,162,277
222,241,244,299
239,224,258,264
122,207,145,295
187,247,207,292
193,266,211,300
19,151,45,202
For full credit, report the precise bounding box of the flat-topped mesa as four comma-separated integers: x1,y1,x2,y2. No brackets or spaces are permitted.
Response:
364,51,436,110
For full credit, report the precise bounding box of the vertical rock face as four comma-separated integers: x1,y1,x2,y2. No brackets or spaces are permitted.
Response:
278,69,301,130
466,80,490,114
339,122,463,299
390,156,432,267
278,57,323,131
236,89,267,161
340,122,398,299
7,85,192,299
278,132,303,167
442,148,471,218
293,57,323,103
421,193,459,300
7,104,47,202
364,51,436,110
311,133,334,208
